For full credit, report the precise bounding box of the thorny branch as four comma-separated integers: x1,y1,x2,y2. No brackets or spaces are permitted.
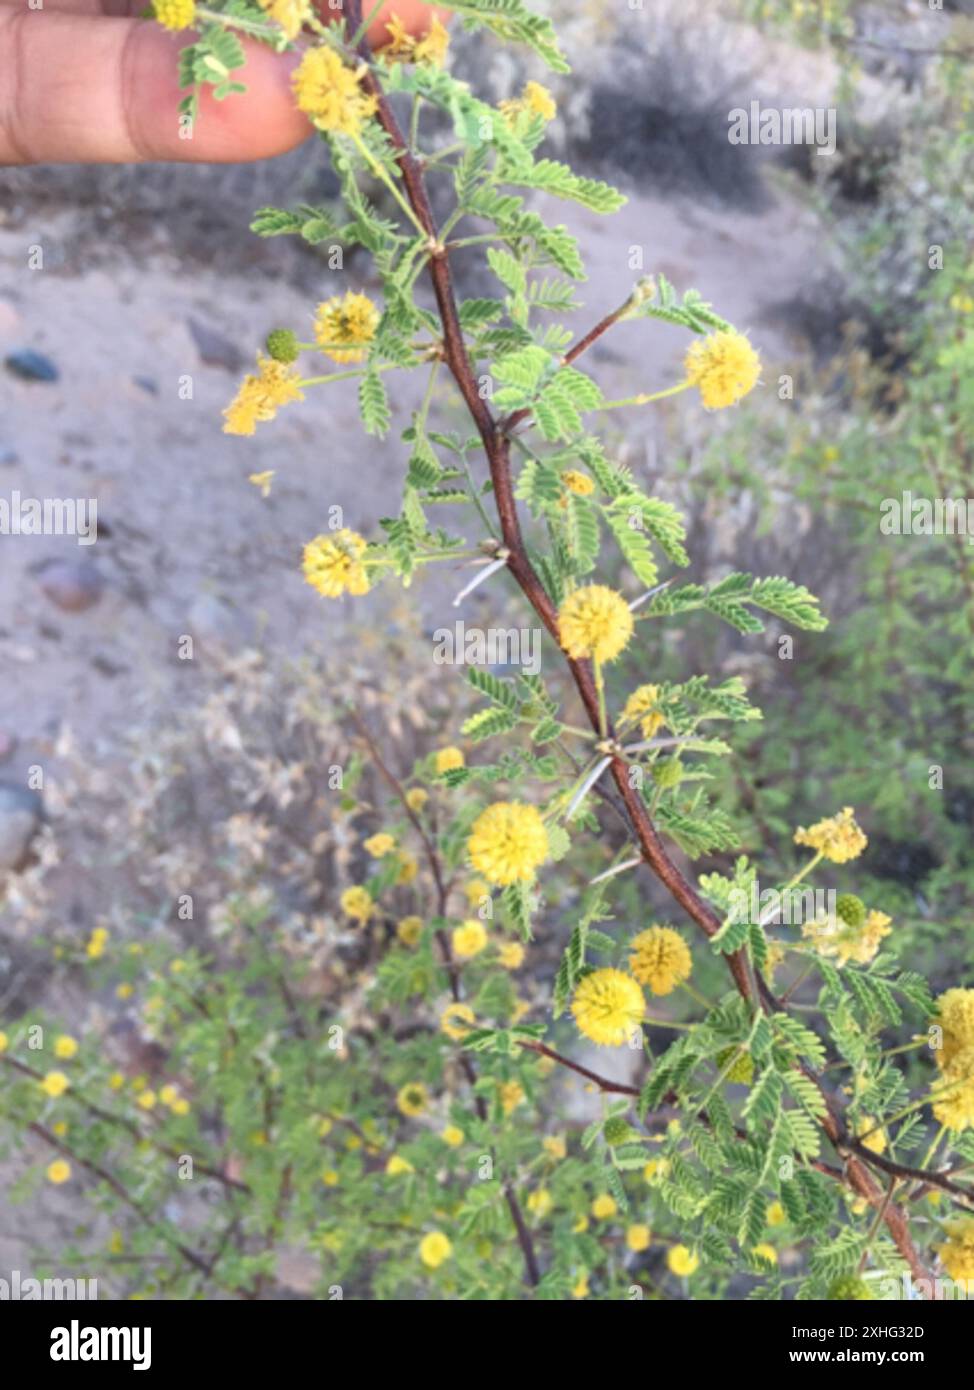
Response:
346,0,943,1294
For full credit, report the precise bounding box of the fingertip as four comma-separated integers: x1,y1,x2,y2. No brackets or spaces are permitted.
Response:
127,27,313,162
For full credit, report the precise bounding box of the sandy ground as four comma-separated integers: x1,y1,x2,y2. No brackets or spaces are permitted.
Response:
0,183,826,763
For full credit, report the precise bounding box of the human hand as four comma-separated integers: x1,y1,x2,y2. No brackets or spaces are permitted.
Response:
0,0,438,165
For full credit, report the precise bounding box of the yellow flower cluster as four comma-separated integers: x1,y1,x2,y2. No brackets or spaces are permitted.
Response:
435,746,465,774
314,292,380,364
223,355,304,436
440,1002,475,1041
467,802,548,886
938,1218,974,1283
377,14,450,66
558,584,634,663
419,1230,452,1269
684,329,761,410
153,0,196,31
629,926,693,996
47,1159,72,1185
256,0,311,40
363,832,396,858
793,806,867,864
500,81,557,125
930,988,974,1132
621,683,666,739
303,529,370,598
801,908,892,968
292,47,378,136
397,1082,429,1117
340,885,374,925
452,920,488,959
571,968,644,1046
561,469,595,497
86,926,109,959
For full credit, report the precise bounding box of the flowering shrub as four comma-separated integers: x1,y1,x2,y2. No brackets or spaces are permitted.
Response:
2,0,973,1302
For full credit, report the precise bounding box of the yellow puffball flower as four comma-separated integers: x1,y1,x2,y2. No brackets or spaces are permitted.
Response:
527,1188,553,1219
767,1200,786,1227
303,529,370,599
561,469,595,497
363,832,396,858
385,1154,414,1176
419,1231,452,1269
571,968,645,1046
115,983,134,1000
855,1116,887,1154
86,930,108,959
667,1244,699,1277
46,1159,72,1185
108,1072,125,1091
793,806,867,864
643,1159,667,1183
0,1031,7,1052
937,1218,974,1283
313,291,380,365
405,788,428,813
626,1224,651,1253
572,1271,590,1299
591,1193,618,1221
628,926,693,997
137,1090,157,1111
52,1121,68,1137
379,12,450,66
452,920,488,959
467,801,548,887
753,1243,778,1266
435,746,465,774
464,877,490,907
802,907,892,968
340,885,374,925
412,14,450,65
153,0,195,31
499,1080,525,1115
501,80,557,125
440,1002,476,1041
573,1214,589,1233
396,852,418,885
396,1082,430,1118
53,1035,78,1060
558,584,634,663
543,1135,567,1161
170,1098,190,1116
934,988,974,1071
256,0,311,41
223,355,304,436
621,683,666,739
40,1071,70,1099
498,941,525,971
292,47,378,136
442,1125,465,1148
684,329,761,410
523,81,557,120
159,1085,179,1108
321,1168,339,1187
397,916,423,948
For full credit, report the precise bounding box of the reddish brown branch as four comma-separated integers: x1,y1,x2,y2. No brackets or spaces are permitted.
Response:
348,8,936,1295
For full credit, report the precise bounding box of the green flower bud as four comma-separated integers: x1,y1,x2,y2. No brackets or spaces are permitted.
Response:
266,328,299,363
652,758,684,790
716,1046,754,1085
603,1116,633,1147
828,1274,874,1301
835,893,866,928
